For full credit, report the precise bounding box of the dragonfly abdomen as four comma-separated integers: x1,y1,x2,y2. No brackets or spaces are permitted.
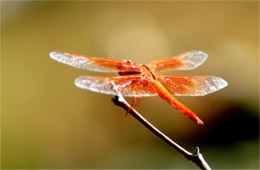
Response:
153,81,204,125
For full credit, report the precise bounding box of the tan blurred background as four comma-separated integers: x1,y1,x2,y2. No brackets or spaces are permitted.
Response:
1,1,259,169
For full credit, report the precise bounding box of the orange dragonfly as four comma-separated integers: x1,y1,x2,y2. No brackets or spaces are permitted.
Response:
49,50,228,125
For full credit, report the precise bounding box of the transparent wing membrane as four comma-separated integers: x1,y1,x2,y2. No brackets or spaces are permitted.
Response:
50,50,228,98
49,51,140,72
50,51,207,73
158,75,228,96
148,50,208,71
75,75,158,97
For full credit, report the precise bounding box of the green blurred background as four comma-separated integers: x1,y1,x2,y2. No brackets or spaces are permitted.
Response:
1,1,259,169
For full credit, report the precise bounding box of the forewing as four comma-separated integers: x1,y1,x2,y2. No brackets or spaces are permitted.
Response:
49,51,140,72
148,51,208,71
158,75,228,96
75,75,158,97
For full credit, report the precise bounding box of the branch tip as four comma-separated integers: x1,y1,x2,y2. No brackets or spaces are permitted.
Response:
193,146,200,156
111,95,119,103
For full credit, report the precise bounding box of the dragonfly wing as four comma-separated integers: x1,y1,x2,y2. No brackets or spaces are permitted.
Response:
158,75,228,96
148,50,208,71
75,75,158,97
49,51,140,72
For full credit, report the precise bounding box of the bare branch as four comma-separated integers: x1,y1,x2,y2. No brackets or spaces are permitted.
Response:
111,94,211,170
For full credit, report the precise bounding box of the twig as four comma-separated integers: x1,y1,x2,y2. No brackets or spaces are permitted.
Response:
111,94,211,170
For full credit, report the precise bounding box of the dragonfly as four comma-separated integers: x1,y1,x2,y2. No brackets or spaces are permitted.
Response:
49,50,228,125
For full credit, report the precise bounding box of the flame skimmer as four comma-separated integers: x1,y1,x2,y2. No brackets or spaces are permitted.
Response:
50,50,228,125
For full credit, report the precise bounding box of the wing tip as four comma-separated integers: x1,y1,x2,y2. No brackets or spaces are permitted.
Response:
181,50,208,70
215,76,228,89
189,76,228,96
49,51,63,61
204,76,228,95
74,76,86,89
198,50,208,60
191,50,208,61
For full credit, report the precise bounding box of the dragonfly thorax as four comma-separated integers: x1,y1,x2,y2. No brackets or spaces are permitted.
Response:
140,64,156,81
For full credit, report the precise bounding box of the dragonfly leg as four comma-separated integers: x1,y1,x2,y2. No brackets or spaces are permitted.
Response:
135,97,142,107
125,85,142,117
130,86,143,108
125,97,136,117
132,85,142,108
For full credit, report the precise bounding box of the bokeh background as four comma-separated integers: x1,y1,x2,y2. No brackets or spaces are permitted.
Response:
1,1,259,169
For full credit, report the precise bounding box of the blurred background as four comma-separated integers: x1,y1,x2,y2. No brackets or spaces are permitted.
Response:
1,1,259,169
